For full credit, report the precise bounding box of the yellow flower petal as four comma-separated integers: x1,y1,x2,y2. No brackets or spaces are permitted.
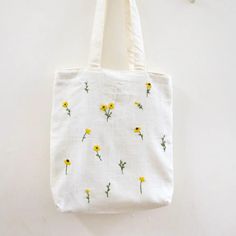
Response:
139,176,145,182
100,104,107,111
64,159,71,166
108,102,115,110
85,188,91,194
85,128,91,135
146,83,152,89
134,127,141,133
93,145,101,152
62,101,68,108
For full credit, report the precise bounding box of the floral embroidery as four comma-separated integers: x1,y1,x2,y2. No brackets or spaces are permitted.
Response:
84,81,89,93
64,159,71,175
62,101,71,116
118,160,126,174
134,127,144,140
100,102,115,122
93,145,102,161
82,128,91,142
161,135,166,152
85,189,91,203
139,176,145,194
134,101,143,110
145,82,152,97
105,182,111,198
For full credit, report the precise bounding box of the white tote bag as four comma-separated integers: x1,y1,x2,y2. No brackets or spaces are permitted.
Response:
50,0,173,214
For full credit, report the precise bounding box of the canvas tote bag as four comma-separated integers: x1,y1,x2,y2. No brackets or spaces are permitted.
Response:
50,0,173,214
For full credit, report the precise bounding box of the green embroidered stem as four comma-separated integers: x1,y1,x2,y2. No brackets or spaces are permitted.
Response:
146,89,150,97
118,160,126,174
105,109,112,122
84,81,89,93
105,182,111,198
138,104,143,109
65,165,67,175
66,108,71,116
140,182,142,194
139,132,144,140
96,152,102,161
82,133,86,142
161,135,166,152
86,193,90,203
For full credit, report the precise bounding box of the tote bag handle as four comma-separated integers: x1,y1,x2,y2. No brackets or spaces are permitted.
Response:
88,0,146,71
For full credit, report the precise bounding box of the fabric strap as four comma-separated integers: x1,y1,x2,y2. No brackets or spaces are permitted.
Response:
88,0,146,71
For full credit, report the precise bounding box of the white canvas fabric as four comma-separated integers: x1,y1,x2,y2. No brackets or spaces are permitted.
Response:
50,0,173,214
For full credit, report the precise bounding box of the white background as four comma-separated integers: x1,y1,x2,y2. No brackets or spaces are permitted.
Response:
0,0,235,235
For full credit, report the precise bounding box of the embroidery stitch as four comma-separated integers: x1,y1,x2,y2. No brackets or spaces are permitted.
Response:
105,182,111,198
145,82,152,97
82,128,91,142
134,127,144,140
100,102,115,122
84,81,89,93
62,101,71,116
93,145,102,161
161,135,166,152
85,189,91,203
64,159,71,175
139,176,145,194
134,101,143,110
118,160,126,174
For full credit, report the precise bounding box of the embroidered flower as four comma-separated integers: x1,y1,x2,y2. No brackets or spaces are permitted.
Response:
161,135,167,152
62,101,71,116
84,81,89,93
134,127,144,140
64,159,71,175
93,145,102,161
139,176,145,194
85,188,91,203
105,182,111,198
118,160,126,174
82,128,91,142
100,102,115,122
145,82,152,97
108,102,115,109
134,101,143,110
100,104,107,111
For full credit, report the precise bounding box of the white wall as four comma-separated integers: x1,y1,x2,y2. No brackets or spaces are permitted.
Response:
0,0,235,235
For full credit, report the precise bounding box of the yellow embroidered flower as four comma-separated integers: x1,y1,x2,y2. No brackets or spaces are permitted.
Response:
85,188,91,203
85,128,91,135
134,127,141,133
108,102,115,110
146,83,152,90
100,102,115,121
64,159,71,166
145,82,152,97
134,127,144,140
85,188,91,194
64,159,71,175
82,128,92,142
93,145,102,160
139,176,145,182
62,101,68,108
100,104,107,111
93,145,101,152
62,101,71,116
139,176,145,194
